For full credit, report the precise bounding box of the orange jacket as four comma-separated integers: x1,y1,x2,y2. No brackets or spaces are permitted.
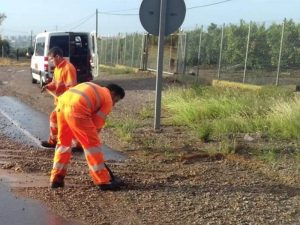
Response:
58,82,113,129
47,59,77,104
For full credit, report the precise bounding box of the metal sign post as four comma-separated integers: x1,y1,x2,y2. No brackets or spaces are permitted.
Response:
154,0,167,130
139,0,186,130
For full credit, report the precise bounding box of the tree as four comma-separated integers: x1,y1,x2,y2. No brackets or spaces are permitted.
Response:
0,13,6,25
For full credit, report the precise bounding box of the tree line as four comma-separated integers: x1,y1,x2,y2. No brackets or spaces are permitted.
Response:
0,13,10,56
184,19,300,70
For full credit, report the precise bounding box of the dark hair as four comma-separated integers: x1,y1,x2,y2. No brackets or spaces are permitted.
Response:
106,83,125,99
48,47,63,57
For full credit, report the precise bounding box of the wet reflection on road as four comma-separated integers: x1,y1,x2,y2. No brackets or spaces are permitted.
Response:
0,183,84,225
0,96,127,161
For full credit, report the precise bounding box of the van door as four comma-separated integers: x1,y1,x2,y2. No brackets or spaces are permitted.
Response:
90,32,99,78
69,32,92,83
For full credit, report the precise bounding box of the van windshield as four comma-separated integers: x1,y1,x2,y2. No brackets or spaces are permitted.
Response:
49,36,69,57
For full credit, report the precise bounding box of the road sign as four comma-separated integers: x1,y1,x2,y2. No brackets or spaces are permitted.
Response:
139,0,186,130
139,0,186,36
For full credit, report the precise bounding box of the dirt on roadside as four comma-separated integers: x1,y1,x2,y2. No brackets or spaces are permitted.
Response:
0,65,300,225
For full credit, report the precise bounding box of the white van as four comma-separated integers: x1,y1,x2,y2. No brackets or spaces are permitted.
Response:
30,31,99,87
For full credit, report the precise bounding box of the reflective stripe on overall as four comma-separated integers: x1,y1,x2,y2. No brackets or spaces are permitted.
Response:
47,59,77,145
50,82,112,185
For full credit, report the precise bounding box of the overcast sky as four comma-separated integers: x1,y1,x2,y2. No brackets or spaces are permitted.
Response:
1,0,300,36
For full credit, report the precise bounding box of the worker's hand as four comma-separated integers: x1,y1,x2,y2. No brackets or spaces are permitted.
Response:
41,85,47,93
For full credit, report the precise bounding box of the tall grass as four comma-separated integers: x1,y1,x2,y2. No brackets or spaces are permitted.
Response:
100,64,137,74
164,85,297,141
105,116,138,142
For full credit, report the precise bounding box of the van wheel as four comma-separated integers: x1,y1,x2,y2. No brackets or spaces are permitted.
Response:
31,72,37,83
39,75,44,88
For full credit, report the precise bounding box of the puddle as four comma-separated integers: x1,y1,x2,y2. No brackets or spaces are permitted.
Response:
0,96,127,161
0,182,84,225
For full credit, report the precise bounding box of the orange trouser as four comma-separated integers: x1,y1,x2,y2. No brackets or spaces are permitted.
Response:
50,108,111,185
48,109,81,148
48,110,58,145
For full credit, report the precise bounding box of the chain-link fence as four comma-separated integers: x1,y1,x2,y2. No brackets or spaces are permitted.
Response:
99,19,300,86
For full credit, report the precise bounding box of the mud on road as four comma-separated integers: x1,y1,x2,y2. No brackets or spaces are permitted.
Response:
0,65,300,225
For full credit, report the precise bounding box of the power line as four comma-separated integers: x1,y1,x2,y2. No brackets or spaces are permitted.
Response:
100,8,138,13
98,12,138,16
95,0,234,17
60,12,95,30
187,0,234,10
69,13,95,30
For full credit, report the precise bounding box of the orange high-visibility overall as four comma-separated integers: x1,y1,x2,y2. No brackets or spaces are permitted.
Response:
50,82,113,185
46,59,77,145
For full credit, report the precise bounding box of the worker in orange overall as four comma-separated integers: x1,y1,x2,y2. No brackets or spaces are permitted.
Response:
50,82,125,191
41,47,77,148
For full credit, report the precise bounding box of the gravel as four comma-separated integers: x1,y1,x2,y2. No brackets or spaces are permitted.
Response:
0,65,300,225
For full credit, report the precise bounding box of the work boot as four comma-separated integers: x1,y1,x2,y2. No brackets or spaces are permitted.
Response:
98,179,123,191
41,141,56,148
71,146,84,153
50,181,65,189
50,176,65,189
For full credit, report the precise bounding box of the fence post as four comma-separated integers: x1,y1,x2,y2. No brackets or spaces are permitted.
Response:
104,38,107,65
97,36,103,65
139,33,145,70
196,25,203,82
123,34,127,66
110,37,114,65
116,35,120,65
131,34,136,67
182,32,187,75
168,34,172,72
140,33,149,71
276,21,285,86
243,22,251,83
175,32,181,74
217,24,224,79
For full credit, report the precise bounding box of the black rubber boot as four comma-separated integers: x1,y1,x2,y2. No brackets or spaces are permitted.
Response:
41,141,56,148
98,180,121,191
50,181,65,188
98,164,125,191
50,175,65,189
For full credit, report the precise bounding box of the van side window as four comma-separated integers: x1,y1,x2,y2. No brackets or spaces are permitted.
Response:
35,37,45,56
49,36,69,57
70,35,89,56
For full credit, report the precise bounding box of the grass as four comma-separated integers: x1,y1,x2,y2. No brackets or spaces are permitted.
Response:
163,84,295,141
0,58,30,66
138,106,153,119
163,83,300,166
105,116,138,142
100,64,137,74
212,79,262,91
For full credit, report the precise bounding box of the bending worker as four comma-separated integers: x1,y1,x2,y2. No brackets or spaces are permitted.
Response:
50,82,125,191
41,47,77,148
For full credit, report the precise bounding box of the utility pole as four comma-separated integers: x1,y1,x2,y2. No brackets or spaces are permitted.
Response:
96,9,98,38
30,30,33,48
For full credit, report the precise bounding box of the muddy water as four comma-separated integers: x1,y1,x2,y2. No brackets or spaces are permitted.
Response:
0,96,127,225
0,96,127,161
0,182,84,225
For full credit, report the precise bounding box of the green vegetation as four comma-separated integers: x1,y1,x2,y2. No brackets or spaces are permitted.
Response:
163,84,299,141
100,64,137,74
0,58,30,66
163,83,300,166
185,19,300,69
105,117,138,142
138,106,153,119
